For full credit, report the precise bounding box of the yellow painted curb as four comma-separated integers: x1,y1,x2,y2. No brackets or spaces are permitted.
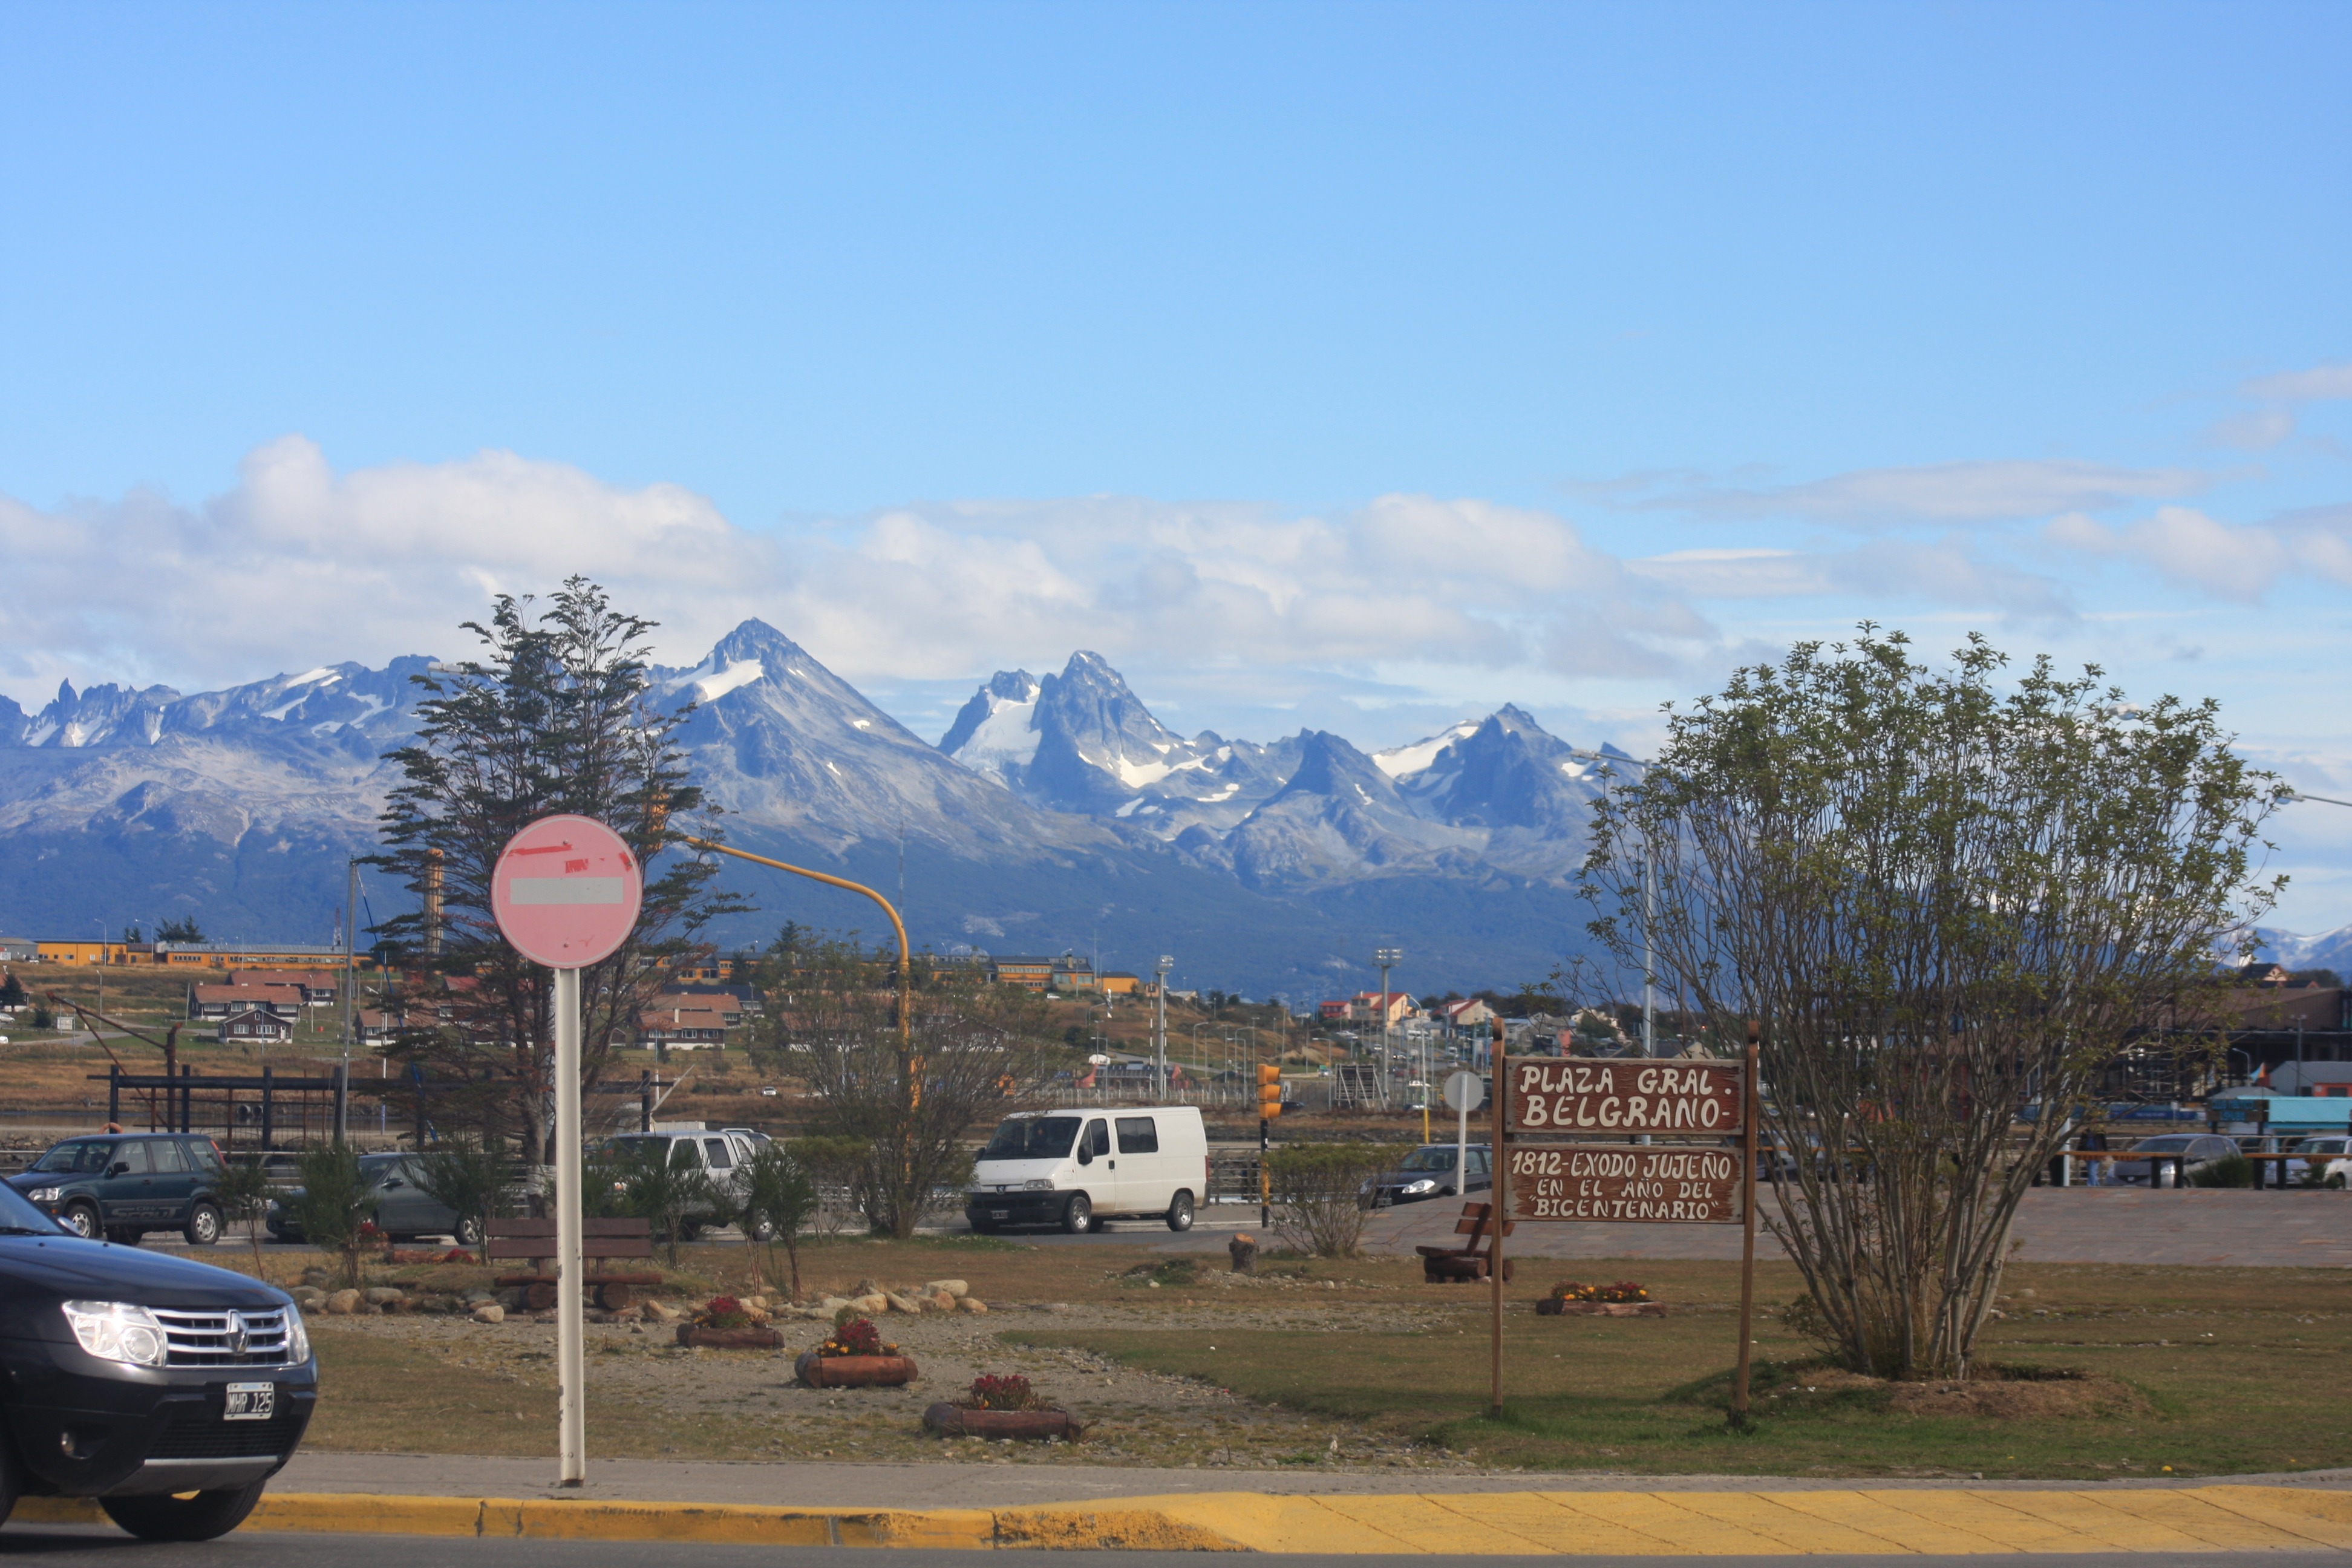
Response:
10,1483,2349,1552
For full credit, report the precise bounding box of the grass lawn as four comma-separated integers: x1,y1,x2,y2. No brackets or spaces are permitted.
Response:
1007,1260,2352,1480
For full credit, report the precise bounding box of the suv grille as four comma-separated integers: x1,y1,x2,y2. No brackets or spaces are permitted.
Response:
154,1307,293,1367
148,1402,301,1460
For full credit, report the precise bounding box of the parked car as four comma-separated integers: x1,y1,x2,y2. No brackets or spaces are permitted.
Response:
602,1129,769,1238
264,1154,483,1247
0,1177,316,1540
1364,1144,1493,1206
2112,1133,2243,1187
6,1135,232,1247
964,1107,1210,1235
2287,1135,2352,1187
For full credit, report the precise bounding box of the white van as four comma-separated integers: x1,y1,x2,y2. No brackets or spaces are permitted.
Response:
964,1106,1210,1234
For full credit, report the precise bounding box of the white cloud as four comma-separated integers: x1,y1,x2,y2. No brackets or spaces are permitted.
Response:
2243,362,2352,402
0,439,1725,710
1578,459,2209,529
1629,540,2074,621
2042,505,2352,601
2206,408,2296,451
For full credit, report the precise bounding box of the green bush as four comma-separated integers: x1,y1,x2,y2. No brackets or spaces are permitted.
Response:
293,1143,377,1289
739,1142,820,1299
2187,1153,2256,1188
1266,1143,1396,1258
414,1135,511,1247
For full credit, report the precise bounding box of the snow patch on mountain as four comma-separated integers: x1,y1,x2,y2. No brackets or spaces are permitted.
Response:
1374,720,1481,779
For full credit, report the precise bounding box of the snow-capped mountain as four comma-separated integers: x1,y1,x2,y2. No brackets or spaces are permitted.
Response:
2253,924,2352,976
0,622,1619,996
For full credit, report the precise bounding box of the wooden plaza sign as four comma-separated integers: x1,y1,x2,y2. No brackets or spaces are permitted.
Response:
1504,1058,1744,1137
1483,1022,1765,1429
1505,1143,1743,1223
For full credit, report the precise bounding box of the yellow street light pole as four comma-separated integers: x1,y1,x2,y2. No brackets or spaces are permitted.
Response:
675,836,916,1105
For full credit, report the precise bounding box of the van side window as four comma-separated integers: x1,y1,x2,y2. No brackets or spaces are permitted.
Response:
704,1138,733,1170
150,1140,188,1174
1086,1120,1110,1157
1114,1117,1158,1154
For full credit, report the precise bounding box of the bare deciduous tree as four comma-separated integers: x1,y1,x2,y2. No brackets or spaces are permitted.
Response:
750,935,1068,1238
1581,628,2280,1380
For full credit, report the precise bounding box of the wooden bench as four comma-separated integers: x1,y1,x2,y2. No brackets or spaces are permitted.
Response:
1417,1201,1517,1284
486,1217,663,1310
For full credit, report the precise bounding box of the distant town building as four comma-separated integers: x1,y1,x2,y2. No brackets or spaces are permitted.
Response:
188,985,303,1022
988,956,1056,991
216,1005,295,1045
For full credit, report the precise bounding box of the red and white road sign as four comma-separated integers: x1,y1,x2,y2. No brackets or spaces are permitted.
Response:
490,814,644,970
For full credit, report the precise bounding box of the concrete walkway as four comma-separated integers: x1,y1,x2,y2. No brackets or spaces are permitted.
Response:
266,1453,2352,1510
1356,1188,2352,1267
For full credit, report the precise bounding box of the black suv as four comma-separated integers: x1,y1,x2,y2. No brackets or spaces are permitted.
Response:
0,1178,316,1540
7,1135,230,1248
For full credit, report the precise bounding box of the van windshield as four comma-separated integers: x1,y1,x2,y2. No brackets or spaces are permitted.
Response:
982,1117,1082,1160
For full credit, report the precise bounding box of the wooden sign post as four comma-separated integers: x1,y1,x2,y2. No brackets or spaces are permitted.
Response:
1489,1019,1762,1429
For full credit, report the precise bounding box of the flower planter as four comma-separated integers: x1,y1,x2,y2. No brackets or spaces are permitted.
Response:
676,1324,786,1350
1535,1298,1664,1317
923,1402,1083,1440
795,1350,918,1387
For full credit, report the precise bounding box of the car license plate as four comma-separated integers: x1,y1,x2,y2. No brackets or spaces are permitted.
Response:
224,1382,275,1421
988,1209,1010,1220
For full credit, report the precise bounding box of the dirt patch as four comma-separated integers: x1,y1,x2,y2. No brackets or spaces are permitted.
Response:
1889,1365,2145,1420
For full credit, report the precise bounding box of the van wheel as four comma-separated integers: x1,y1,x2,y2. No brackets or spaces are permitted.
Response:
1061,1194,1091,1235
184,1202,223,1247
1166,1192,1195,1232
100,1480,267,1541
60,1203,100,1240
745,1212,777,1243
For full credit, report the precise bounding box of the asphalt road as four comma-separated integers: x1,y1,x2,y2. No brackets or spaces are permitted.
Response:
2,1529,2345,1568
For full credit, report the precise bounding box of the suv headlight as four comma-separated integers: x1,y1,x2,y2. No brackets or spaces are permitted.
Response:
27,1186,62,1204
62,1301,169,1368
284,1302,311,1364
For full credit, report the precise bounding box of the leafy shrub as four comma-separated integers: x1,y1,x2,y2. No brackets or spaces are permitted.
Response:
293,1143,378,1289
1267,1143,1396,1258
961,1373,1041,1411
2187,1154,2255,1188
699,1295,750,1330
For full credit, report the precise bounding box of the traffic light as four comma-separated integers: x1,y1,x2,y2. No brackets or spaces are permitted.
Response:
1257,1063,1284,1120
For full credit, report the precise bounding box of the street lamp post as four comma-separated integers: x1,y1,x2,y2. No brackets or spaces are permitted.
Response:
1154,956,1174,1097
1564,747,1658,1057
1374,948,1410,1136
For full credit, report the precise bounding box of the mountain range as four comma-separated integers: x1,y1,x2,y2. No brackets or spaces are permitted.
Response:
16,618,2331,1003
0,621,1619,1000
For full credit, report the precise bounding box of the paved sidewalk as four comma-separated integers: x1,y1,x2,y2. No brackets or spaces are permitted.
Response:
270,1453,2352,1509
1357,1188,2352,1267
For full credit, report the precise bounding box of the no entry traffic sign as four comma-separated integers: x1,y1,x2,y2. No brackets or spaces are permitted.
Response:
491,814,644,970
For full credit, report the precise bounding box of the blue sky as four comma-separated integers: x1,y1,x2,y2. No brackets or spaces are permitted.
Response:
4,1,2351,923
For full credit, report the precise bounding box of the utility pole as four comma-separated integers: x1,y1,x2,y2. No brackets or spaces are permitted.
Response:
338,860,358,1143
1154,955,1174,1098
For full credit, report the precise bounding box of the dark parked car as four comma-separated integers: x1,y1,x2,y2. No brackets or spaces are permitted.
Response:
266,1154,483,1246
0,1178,316,1540
1365,1144,1494,1206
2114,1132,2242,1187
7,1135,230,1247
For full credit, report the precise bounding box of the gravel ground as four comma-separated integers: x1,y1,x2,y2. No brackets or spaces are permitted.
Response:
311,1271,1485,1472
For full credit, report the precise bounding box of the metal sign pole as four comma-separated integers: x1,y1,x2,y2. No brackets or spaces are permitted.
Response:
554,965,587,1485
1731,1019,1760,1430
